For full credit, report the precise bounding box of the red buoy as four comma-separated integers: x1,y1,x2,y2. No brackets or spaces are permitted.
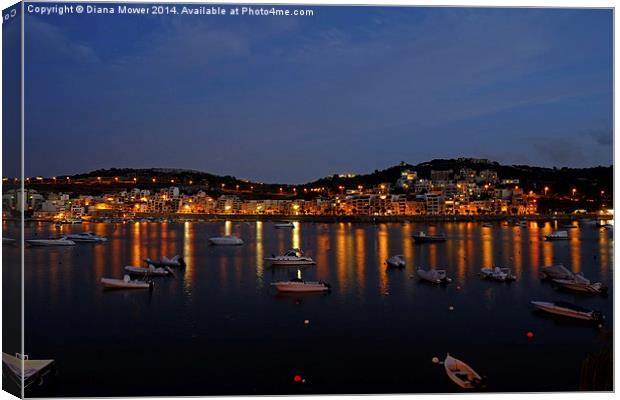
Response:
527,331,534,338
294,375,302,383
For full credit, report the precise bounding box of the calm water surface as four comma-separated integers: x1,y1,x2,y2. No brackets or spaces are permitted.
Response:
4,220,614,396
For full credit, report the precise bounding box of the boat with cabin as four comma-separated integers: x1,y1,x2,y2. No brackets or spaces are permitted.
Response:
412,231,447,243
26,237,76,246
545,230,569,241
65,232,108,243
480,267,516,281
540,264,574,280
264,248,316,266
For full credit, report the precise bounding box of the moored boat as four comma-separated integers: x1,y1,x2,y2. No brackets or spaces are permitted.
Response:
65,231,108,242
271,270,330,293
270,279,330,293
264,248,315,266
545,230,569,241
386,254,406,268
443,353,484,389
208,235,244,246
145,255,186,268
412,231,447,243
274,222,295,229
540,264,573,280
2,237,16,245
101,275,153,290
480,267,516,282
531,301,604,322
416,268,452,284
26,237,76,246
124,265,174,277
553,273,607,294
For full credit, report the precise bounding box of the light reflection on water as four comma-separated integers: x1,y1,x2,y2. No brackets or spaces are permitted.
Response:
7,220,614,396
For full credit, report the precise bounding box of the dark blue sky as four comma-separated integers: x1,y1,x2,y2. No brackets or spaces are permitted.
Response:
21,5,612,183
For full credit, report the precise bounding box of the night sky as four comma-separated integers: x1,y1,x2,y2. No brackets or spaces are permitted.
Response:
12,5,614,183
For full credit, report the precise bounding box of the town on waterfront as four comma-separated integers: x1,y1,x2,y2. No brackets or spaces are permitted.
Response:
2,158,613,223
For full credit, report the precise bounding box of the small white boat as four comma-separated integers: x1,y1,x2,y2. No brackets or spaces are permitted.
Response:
531,301,604,322
579,218,598,226
444,353,484,389
274,222,295,229
65,231,108,242
264,248,316,266
416,268,452,284
145,255,186,268
124,265,173,277
412,231,447,243
545,230,569,241
271,270,330,293
208,235,244,246
2,237,16,245
480,267,516,282
386,255,406,268
481,223,493,228
540,264,573,280
270,280,330,293
602,224,613,230
26,237,76,246
553,273,607,294
101,275,153,290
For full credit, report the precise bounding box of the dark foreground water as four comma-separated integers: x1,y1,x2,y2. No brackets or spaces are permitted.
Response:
4,219,614,396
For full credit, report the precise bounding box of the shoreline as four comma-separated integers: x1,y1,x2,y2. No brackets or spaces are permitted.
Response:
8,212,609,224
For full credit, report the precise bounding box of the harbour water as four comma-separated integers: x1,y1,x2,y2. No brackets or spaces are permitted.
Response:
4,220,614,395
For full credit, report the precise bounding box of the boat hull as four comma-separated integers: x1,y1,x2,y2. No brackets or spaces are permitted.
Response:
531,301,602,321
26,239,76,246
101,278,152,289
208,238,244,246
265,259,316,266
270,282,329,292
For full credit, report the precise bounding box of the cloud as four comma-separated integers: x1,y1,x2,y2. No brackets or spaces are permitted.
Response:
585,128,612,146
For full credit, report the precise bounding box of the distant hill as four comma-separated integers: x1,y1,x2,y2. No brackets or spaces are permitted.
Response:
49,159,613,197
